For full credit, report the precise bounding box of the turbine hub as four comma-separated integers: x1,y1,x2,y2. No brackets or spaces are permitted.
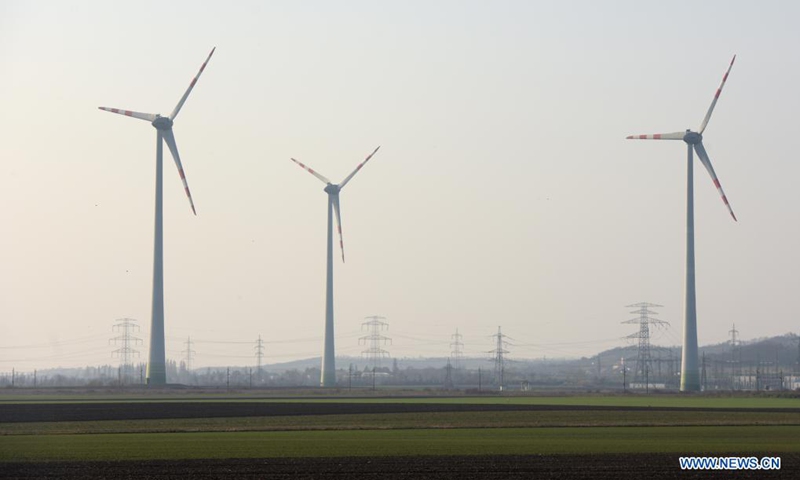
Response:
324,184,340,195
151,116,173,130
683,130,702,145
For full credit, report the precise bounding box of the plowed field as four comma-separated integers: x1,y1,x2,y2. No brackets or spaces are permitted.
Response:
3,454,796,479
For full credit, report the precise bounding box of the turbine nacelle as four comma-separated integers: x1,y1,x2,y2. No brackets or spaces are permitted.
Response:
324,184,341,195
683,130,702,145
151,116,174,130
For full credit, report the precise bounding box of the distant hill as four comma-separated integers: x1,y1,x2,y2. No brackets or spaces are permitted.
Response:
590,332,799,371
191,332,800,373
258,356,497,373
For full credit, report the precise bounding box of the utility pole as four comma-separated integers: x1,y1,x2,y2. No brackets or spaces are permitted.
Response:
450,329,464,371
756,352,762,391
489,327,511,390
622,357,627,392
444,358,454,390
249,368,252,389
110,318,142,385
254,334,265,383
359,316,391,371
348,363,353,392
596,354,602,382
34,370,37,388
182,336,196,372
622,303,669,392
795,335,800,376
701,351,707,391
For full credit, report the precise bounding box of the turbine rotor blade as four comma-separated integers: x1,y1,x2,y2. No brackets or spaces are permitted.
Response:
161,129,197,215
98,107,157,122
699,55,736,134
694,141,736,221
339,146,380,189
625,132,685,140
290,158,331,184
169,47,216,121
332,194,345,263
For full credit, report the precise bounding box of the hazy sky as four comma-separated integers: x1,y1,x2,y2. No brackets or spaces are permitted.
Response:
1,1,798,371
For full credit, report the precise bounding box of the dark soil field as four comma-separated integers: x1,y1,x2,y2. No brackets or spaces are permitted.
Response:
4,401,800,423
3,454,797,480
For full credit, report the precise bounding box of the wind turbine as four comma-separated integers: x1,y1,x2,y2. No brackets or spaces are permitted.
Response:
626,55,737,392
291,146,381,387
99,48,215,385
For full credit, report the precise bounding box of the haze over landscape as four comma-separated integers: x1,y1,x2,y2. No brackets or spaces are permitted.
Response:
1,1,799,372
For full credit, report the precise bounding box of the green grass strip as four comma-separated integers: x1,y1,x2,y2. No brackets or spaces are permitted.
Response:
3,410,799,436
2,426,799,462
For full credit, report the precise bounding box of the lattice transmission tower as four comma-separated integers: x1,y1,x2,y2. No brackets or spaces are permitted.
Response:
110,318,142,382
622,303,669,392
450,328,464,370
489,326,511,390
254,334,265,382
729,323,741,377
182,336,196,371
359,316,391,370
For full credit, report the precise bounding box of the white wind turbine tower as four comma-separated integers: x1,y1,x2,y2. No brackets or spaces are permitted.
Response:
626,56,737,392
99,48,215,385
291,146,381,387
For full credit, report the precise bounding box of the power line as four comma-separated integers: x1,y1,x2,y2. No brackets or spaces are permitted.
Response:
2,333,110,350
